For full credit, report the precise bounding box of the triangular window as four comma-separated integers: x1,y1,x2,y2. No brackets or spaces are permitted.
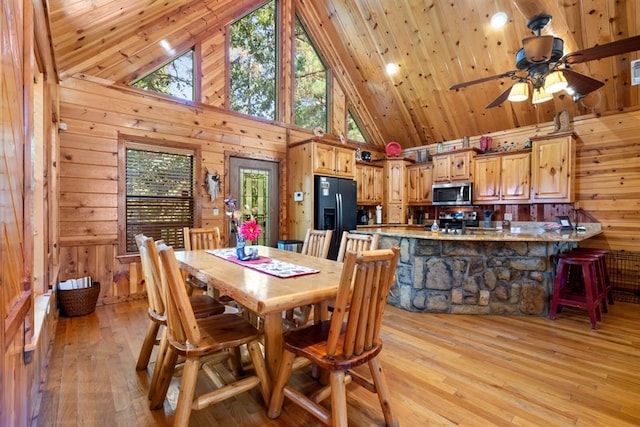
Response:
131,49,195,101
347,109,367,143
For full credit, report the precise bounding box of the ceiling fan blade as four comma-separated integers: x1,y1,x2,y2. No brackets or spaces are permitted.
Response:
562,35,640,64
449,71,516,90
561,69,604,95
486,84,515,109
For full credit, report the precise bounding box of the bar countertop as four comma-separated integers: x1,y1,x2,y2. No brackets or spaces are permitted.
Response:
353,222,602,242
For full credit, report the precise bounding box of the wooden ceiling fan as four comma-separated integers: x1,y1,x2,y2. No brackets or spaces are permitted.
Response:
450,14,640,109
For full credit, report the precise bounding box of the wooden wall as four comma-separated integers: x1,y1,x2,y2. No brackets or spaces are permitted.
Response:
1,0,60,424
404,110,640,252
57,77,289,304
1,1,31,424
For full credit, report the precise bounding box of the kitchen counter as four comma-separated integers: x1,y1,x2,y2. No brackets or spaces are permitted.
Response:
353,223,602,316
354,222,601,242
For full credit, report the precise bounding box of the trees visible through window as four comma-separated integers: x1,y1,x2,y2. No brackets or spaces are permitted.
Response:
131,49,195,101
294,15,328,131
347,110,367,142
124,145,194,252
229,1,276,120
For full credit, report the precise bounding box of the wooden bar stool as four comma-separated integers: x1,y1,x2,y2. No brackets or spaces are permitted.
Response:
569,248,613,307
550,254,605,329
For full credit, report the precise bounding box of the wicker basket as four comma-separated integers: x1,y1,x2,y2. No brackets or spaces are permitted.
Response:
58,282,101,317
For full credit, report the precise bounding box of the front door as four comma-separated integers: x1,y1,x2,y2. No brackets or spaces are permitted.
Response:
228,157,279,247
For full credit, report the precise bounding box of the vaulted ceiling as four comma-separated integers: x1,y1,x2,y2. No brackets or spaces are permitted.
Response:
47,0,640,148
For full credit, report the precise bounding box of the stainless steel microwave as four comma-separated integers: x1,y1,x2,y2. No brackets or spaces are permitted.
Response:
432,182,473,206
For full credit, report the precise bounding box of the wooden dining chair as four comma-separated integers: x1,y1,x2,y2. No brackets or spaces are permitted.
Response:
285,229,334,327
183,226,222,251
336,231,379,262
268,246,401,427
134,234,227,408
182,227,222,294
155,243,271,427
322,231,381,315
300,228,333,258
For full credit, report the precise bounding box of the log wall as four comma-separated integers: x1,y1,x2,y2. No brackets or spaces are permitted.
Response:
58,81,640,307
404,111,640,252
58,77,289,304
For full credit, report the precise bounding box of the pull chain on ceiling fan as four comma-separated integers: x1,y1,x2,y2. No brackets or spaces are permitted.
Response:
450,14,640,109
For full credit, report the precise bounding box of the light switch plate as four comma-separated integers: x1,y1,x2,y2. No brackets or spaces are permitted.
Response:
293,192,304,202
504,213,513,221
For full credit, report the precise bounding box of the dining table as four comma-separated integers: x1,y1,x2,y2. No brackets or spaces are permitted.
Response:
174,245,343,379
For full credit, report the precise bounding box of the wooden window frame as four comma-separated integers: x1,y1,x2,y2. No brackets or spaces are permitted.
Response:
117,134,202,256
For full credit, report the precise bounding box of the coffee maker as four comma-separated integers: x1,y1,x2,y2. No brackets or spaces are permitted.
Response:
357,209,369,225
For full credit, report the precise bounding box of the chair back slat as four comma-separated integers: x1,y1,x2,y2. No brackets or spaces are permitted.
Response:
300,229,333,259
183,227,222,250
157,244,201,346
135,234,165,316
336,232,379,263
326,247,400,358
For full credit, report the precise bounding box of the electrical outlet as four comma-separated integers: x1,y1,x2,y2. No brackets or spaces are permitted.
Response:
504,213,513,221
293,192,304,202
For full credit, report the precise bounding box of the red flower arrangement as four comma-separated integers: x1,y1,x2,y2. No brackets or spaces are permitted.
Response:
239,218,262,242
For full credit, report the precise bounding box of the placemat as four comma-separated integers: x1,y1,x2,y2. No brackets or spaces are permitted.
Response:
206,249,320,278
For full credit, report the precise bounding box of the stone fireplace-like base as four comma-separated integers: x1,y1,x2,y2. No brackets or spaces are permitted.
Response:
380,236,577,315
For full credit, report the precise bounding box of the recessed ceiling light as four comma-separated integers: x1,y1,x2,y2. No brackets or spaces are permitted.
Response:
491,12,508,28
386,63,398,75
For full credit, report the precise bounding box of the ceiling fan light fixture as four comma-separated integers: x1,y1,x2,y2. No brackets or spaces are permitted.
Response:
507,81,529,102
544,71,568,93
532,86,553,104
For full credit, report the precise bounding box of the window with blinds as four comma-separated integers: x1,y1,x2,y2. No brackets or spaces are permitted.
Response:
125,147,194,252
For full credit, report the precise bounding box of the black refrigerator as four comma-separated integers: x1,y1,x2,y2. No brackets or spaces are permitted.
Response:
314,175,357,260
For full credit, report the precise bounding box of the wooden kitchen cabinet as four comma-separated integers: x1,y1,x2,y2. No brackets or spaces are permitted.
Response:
313,142,355,179
474,151,530,204
531,132,576,203
356,163,383,205
432,148,478,182
407,163,433,205
287,139,356,240
384,159,410,223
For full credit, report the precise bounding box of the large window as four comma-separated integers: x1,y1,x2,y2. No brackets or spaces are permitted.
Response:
229,1,277,120
124,144,195,252
294,15,328,131
131,49,195,101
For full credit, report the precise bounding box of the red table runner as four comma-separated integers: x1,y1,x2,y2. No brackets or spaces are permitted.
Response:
206,249,320,278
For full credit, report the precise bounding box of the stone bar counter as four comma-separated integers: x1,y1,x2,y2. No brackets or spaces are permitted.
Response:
354,223,602,316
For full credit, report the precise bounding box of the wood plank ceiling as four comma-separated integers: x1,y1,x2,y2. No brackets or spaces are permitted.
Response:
48,0,640,148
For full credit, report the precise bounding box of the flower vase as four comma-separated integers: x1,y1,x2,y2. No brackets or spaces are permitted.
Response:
236,235,249,260
236,235,258,261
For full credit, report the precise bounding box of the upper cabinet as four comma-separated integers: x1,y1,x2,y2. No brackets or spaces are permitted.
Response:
313,142,355,179
432,149,478,182
384,159,410,223
530,132,576,203
407,163,433,205
474,151,530,204
356,163,383,205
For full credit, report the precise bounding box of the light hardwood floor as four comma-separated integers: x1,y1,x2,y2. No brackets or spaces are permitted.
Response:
35,299,640,426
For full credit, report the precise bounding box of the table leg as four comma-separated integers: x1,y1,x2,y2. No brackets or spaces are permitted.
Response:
262,312,283,380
